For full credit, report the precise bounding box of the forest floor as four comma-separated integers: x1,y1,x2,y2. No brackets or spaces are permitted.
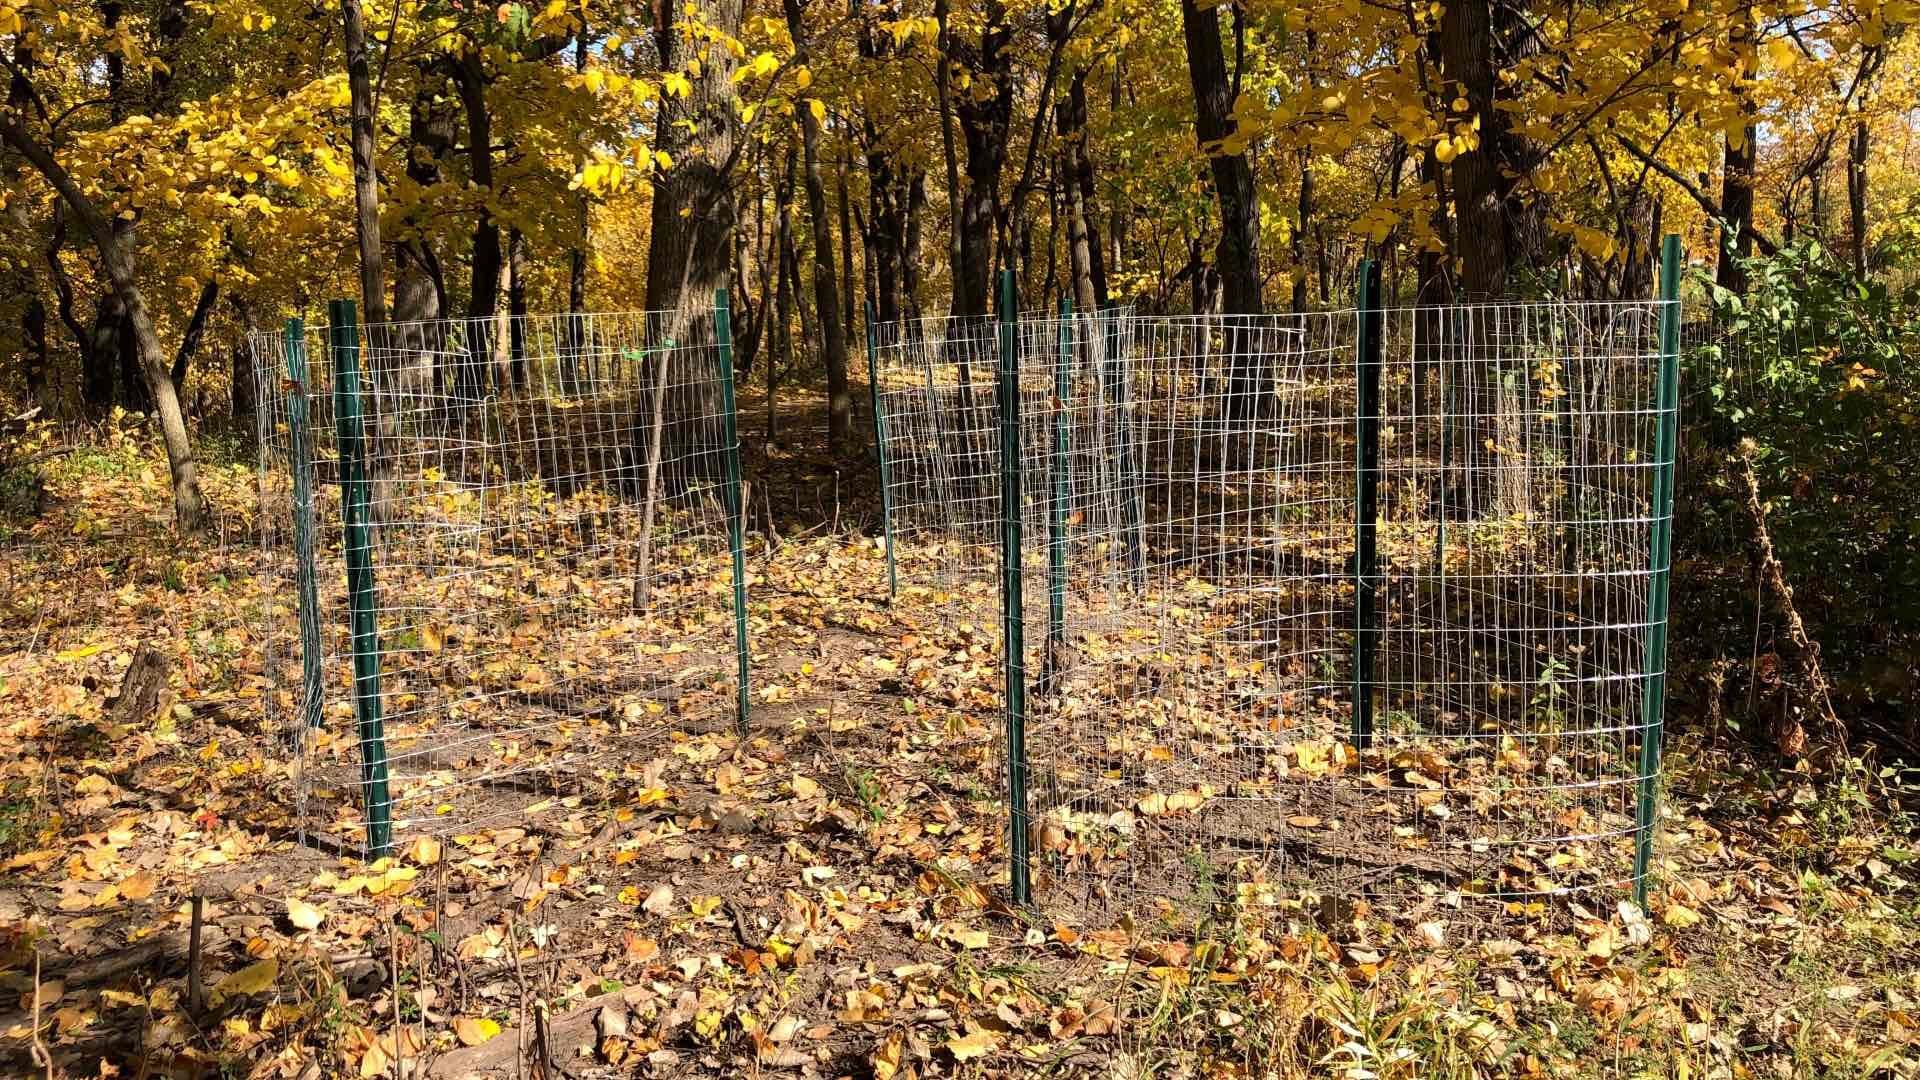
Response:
0,399,1916,1080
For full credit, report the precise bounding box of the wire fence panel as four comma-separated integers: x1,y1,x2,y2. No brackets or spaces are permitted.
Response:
874,285,1678,920
253,307,749,857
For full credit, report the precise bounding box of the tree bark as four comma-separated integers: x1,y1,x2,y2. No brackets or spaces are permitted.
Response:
454,47,502,396
1716,2,1757,294
1180,0,1261,316
393,69,455,329
948,0,1013,318
644,0,744,322
1847,118,1869,277
0,116,206,530
783,0,853,448
342,0,388,325
3,43,48,408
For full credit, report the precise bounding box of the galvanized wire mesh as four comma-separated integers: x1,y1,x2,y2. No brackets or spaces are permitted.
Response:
873,295,1677,919
252,308,748,857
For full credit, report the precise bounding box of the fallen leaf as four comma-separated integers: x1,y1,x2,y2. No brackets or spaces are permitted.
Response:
286,897,324,931
454,1016,502,1047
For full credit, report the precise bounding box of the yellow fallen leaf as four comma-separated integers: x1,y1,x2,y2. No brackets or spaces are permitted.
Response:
1662,903,1703,928
119,871,158,901
213,959,280,1003
286,896,324,931
947,1025,998,1062
454,1016,502,1047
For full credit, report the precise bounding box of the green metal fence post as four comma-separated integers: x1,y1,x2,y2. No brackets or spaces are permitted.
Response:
1353,261,1384,749
327,299,392,858
715,289,752,737
997,269,1032,905
865,299,898,601
1634,235,1682,906
1046,298,1072,686
283,319,324,733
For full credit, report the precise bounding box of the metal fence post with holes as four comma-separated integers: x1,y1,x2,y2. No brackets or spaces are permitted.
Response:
715,289,752,737
997,269,1032,905
327,299,392,857
1635,234,1682,905
865,299,898,601
1353,260,1383,749
282,318,323,735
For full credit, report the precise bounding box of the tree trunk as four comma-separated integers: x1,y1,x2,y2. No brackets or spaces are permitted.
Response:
508,226,529,387
949,0,1013,318
0,116,206,529
783,0,853,448
933,0,968,317
170,278,220,395
342,0,388,325
644,0,744,322
230,294,259,430
1847,118,1869,277
1180,0,1261,317
393,69,455,329
1716,2,1757,294
3,43,47,408
455,47,501,397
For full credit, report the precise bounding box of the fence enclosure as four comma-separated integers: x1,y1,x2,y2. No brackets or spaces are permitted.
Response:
873,242,1680,916
252,300,750,857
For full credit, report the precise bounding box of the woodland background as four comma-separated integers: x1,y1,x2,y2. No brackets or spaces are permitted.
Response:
3,0,1917,766
0,0,1918,1073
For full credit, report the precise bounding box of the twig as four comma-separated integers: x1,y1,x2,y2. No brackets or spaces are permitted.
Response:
29,950,52,1079
390,921,408,1080
507,916,527,1080
1734,441,1843,759
187,893,206,1015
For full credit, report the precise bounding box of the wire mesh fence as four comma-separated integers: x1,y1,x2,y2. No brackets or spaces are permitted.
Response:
252,301,750,858
872,255,1680,920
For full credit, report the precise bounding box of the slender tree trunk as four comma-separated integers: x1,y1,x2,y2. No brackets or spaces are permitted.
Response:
508,226,529,387
0,116,205,529
342,0,388,324
782,0,853,447
1847,118,1869,277
837,145,856,338
4,43,48,408
933,0,967,317
170,278,220,394
231,294,259,431
1717,2,1757,294
455,48,501,396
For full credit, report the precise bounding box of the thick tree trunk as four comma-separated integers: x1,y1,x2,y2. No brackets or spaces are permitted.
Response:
341,0,388,325
1180,0,1261,317
393,70,455,330
4,44,47,408
1056,66,1108,314
949,0,1013,319
644,0,743,322
1717,128,1757,294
